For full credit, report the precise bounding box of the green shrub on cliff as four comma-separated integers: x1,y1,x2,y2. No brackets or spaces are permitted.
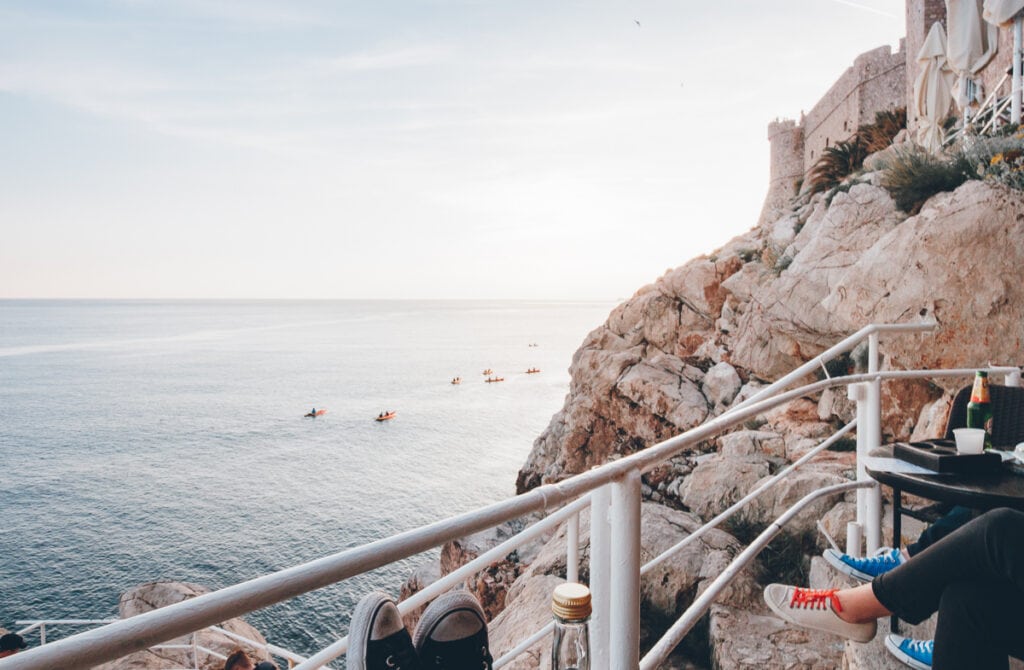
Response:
805,107,907,196
861,108,907,153
879,135,1024,214
971,135,1024,190
806,139,867,195
878,146,975,214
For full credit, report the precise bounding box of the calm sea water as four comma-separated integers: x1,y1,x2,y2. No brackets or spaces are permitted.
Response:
0,299,612,655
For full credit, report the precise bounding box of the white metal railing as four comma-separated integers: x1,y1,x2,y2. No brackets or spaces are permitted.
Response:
640,479,877,669
943,66,1021,146
3,321,1019,670
12,620,308,670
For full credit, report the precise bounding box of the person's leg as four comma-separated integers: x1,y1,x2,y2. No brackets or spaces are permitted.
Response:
906,505,976,557
872,508,1024,624
765,509,1024,644
932,581,1016,670
822,506,978,582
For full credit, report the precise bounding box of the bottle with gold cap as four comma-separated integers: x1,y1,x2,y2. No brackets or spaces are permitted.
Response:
551,582,591,670
967,370,994,448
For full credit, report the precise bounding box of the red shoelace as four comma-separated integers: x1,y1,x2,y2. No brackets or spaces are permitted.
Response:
789,587,843,612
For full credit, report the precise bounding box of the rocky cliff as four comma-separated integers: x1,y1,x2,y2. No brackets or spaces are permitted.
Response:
415,173,1024,668
94,582,275,670
518,177,1024,495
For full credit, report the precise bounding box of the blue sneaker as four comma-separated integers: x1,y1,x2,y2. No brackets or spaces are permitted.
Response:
823,546,904,582
885,634,933,670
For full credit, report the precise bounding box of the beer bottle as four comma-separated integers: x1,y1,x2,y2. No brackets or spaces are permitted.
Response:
551,583,591,670
966,370,993,449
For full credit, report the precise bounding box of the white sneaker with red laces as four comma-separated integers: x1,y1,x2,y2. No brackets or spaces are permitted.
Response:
763,584,877,643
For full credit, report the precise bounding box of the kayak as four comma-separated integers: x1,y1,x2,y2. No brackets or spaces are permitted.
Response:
485,377,505,383
375,412,397,421
304,409,327,418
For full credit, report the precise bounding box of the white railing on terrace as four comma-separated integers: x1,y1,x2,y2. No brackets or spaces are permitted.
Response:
11,620,312,670
3,321,1021,670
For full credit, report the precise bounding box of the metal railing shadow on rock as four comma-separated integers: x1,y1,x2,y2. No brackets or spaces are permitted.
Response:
4,321,1020,670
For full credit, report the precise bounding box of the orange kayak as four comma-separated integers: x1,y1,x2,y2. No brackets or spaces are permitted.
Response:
304,409,327,418
375,412,397,421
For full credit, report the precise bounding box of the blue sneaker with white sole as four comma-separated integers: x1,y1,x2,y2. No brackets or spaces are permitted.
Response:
823,546,904,582
885,634,933,670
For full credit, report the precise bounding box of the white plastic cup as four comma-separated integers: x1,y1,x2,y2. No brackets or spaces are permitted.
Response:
953,428,986,454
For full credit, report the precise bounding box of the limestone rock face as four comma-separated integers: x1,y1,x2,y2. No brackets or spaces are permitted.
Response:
439,531,523,622
512,503,758,614
702,361,742,409
487,575,562,670
518,178,1024,493
709,603,848,669
96,582,271,670
680,454,770,519
398,560,442,631
505,172,1024,667
822,181,1024,389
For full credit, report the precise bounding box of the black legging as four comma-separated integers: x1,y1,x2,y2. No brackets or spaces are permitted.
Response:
872,508,1024,670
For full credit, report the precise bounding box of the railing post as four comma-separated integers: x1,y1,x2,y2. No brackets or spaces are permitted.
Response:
40,624,46,647
566,511,580,584
1014,16,1022,125
610,470,642,670
849,381,868,556
864,333,882,553
589,484,612,670
192,631,199,669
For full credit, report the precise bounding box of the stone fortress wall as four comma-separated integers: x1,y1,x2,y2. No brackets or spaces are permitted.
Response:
760,0,1016,226
801,43,907,169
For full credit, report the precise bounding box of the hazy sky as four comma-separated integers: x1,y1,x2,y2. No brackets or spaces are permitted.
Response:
1,1,907,300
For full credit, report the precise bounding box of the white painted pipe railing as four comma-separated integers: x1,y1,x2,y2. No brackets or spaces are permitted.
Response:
5,319,1018,670
731,321,935,412
494,622,554,668
609,470,642,669
639,480,877,670
641,419,857,575
294,495,592,670
13,620,297,670
1014,16,1023,125
589,483,611,670
3,367,1001,670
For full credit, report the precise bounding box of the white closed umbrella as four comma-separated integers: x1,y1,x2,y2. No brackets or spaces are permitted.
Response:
983,0,1024,123
947,0,1000,110
915,22,956,152
983,0,1024,25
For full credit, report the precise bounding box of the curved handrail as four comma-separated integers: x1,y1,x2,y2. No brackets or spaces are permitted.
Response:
3,361,1016,669
639,480,877,669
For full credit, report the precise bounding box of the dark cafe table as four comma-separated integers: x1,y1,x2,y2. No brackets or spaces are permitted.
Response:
865,442,1024,631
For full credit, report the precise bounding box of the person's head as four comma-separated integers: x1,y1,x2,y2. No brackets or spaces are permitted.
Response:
0,633,27,658
224,648,254,670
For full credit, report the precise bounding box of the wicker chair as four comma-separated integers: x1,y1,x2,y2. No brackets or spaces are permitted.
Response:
943,383,1024,449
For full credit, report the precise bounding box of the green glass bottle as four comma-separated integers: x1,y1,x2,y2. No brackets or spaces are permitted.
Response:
966,370,993,449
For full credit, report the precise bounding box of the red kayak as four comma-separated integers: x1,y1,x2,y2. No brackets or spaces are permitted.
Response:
304,409,327,418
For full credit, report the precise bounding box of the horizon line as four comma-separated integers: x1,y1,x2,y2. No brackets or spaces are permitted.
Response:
0,296,623,303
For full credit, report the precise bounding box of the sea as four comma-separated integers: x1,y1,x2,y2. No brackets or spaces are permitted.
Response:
0,299,614,657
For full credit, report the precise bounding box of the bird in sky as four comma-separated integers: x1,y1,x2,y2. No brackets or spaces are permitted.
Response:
634,19,641,27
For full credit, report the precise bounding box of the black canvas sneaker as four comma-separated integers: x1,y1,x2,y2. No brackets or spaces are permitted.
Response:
348,591,422,670
413,591,493,669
